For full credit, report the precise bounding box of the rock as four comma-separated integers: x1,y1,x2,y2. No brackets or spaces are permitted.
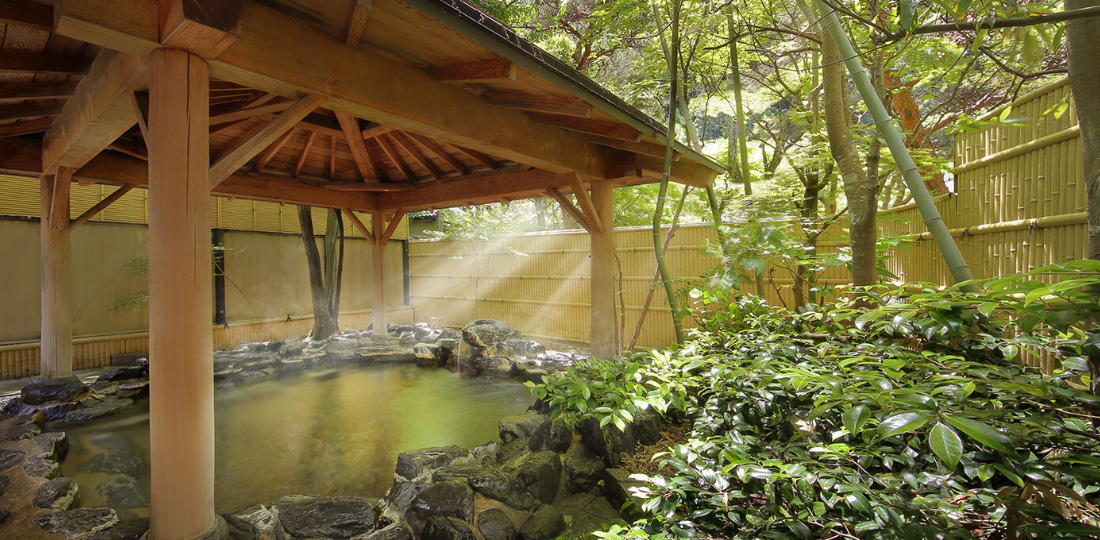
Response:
0,448,26,472
499,411,547,445
358,523,412,540
219,514,259,540
521,369,549,384
271,495,378,539
97,476,149,508
22,378,90,405
90,380,118,395
359,350,418,363
632,409,662,446
0,475,9,497
25,456,60,478
2,420,41,440
415,344,447,367
36,476,80,510
230,504,280,538
507,451,562,504
578,417,635,468
88,517,150,540
33,432,68,462
79,452,146,477
518,505,565,540
398,333,418,347
478,509,518,540
0,509,9,525
42,400,81,421
556,493,622,535
86,433,133,453
422,516,477,540
280,342,308,358
432,465,535,511
96,366,147,383
497,440,527,464
406,480,475,535
414,325,431,342
116,380,150,400
110,353,148,366
461,320,519,352
392,324,415,335
379,480,429,525
563,449,605,494
310,368,340,381
34,507,119,539
395,445,467,480
601,469,648,519
63,398,134,424
484,357,517,377
528,417,571,453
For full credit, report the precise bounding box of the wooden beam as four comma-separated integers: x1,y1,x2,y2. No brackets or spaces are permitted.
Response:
329,134,337,179
545,188,591,232
568,173,602,234
42,49,146,173
0,0,53,31
379,168,570,211
55,0,609,178
390,130,443,179
210,94,325,187
0,81,79,102
578,132,678,159
371,211,386,333
377,133,415,182
344,209,375,244
295,130,317,176
454,145,497,168
323,182,415,192
483,91,591,117
208,100,293,126
130,92,150,144
361,123,394,140
0,100,65,122
530,113,641,141
590,181,616,358
253,128,295,171
0,117,54,139
634,154,716,189
40,167,73,379
431,58,515,82
159,0,242,59
48,168,73,231
408,132,467,174
380,209,405,245
0,51,91,74
344,0,373,46
71,184,135,227
336,111,378,182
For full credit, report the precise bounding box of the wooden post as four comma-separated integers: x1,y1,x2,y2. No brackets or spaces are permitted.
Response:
147,48,224,540
590,182,616,358
372,212,387,335
40,168,73,379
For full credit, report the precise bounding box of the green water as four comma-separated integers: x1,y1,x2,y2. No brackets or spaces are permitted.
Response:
60,364,534,512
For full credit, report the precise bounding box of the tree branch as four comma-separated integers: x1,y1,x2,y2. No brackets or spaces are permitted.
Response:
892,5,1100,39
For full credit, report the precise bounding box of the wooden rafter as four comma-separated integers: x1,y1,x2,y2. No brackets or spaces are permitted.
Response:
0,118,54,139
453,145,496,169
578,132,677,160
432,58,515,82
344,209,376,244
377,133,415,182
0,81,79,102
295,131,317,176
530,113,641,141
545,188,591,232
344,0,373,46
483,91,591,117
390,130,443,179
42,49,147,173
378,167,568,211
209,94,325,187
408,133,467,174
130,92,150,144
71,184,135,227
49,168,74,229
208,100,293,126
0,0,53,31
0,51,92,75
212,120,265,160
0,101,65,122
254,128,296,171
567,173,602,234
361,123,394,140
336,111,377,182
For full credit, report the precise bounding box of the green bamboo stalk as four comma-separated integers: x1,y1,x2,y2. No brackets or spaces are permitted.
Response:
653,0,684,344
814,1,978,290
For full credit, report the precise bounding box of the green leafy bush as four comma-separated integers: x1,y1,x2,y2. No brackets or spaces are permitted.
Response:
532,262,1100,539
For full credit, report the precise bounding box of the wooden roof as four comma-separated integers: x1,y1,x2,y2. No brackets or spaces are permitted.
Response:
0,0,721,214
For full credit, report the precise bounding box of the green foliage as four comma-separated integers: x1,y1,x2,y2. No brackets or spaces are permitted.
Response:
532,263,1100,539
110,257,149,313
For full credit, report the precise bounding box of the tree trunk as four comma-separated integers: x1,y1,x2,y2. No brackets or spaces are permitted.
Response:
298,205,339,339
727,6,752,195
1067,0,1100,260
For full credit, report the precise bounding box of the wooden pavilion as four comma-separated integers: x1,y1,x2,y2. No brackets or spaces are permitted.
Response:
0,0,720,537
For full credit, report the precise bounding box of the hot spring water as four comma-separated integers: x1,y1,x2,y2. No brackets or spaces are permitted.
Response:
59,364,533,513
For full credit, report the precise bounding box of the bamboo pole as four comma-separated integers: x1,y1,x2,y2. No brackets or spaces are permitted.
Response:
816,1,977,290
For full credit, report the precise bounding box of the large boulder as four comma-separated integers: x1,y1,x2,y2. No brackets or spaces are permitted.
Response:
518,505,565,540
36,477,80,510
395,445,467,480
405,480,475,536
477,509,518,540
21,378,89,405
499,411,547,445
578,417,635,468
563,448,605,494
506,451,562,504
96,365,148,383
461,320,520,352
25,456,60,478
432,465,535,510
632,409,662,446
33,432,69,461
34,507,119,539
528,417,571,453
271,495,378,539
422,516,477,540
359,523,412,540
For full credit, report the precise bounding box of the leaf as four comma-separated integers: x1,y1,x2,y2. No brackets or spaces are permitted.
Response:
846,493,874,515
900,0,918,31
944,414,1014,454
878,412,931,438
843,405,871,434
928,423,964,470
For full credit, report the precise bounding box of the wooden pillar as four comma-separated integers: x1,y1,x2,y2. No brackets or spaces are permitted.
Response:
372,212,387,335
147,48,223,540
590,182,616,358
39,168,73,380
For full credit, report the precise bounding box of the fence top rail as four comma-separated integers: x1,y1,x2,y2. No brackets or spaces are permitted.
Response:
979,76,1070,122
